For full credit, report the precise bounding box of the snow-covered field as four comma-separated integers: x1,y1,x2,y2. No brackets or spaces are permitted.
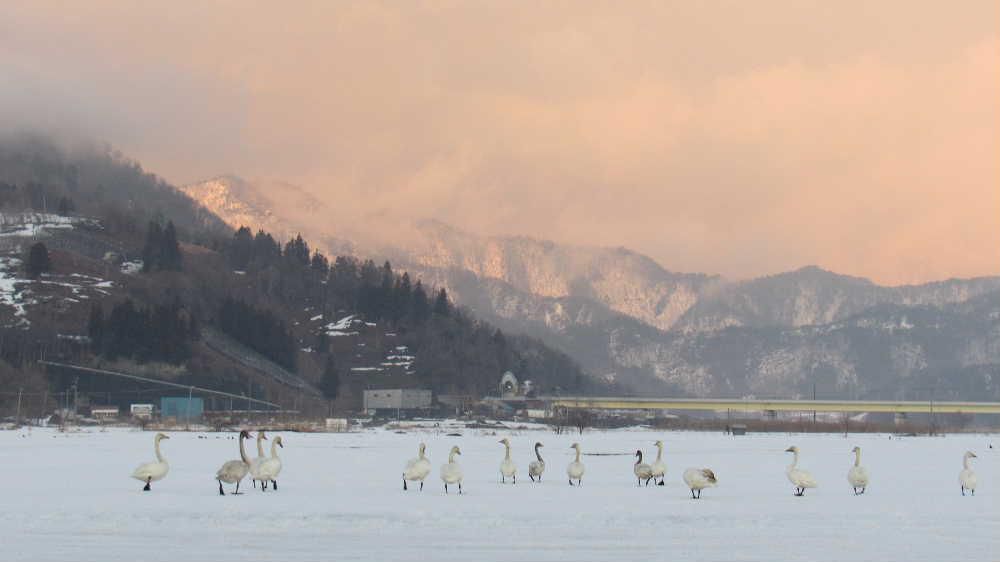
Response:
2,427,996,561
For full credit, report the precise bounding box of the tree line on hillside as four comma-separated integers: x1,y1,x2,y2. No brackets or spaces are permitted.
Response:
217,297,297,370
87,299,197,364
219,225,590,396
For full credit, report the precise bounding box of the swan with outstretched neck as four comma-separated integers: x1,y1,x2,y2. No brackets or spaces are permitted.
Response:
959,451,978,496
528,442,545,482
249,430,268,489
650,440,666,486
216,430,252,495
498,438,517,484
785,446,818,496
847,446,869,495
403,443,431,491
131,433,170,491
567,443,585,486
440,446,463,494
256,436,283,491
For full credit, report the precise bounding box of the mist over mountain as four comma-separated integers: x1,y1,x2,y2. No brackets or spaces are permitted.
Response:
183,175,1000,400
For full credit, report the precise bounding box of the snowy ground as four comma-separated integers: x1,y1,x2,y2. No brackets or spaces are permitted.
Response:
2,427,996,562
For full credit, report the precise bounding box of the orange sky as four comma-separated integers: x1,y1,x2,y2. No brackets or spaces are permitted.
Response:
2,1,998,284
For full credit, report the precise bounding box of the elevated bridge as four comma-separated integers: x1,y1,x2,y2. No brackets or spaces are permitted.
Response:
543,396,1000,415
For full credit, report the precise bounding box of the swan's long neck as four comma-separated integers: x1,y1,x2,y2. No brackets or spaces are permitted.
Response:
270,440,281,459
256,434,265,457
854,449,861,467
964,455,972,470
503,442,511,461
535,444,543,462
635,451,643,465
789,450,799,469
449,450,457,464
418,447,426,460
239,434,249,464
574,448,581,463
655,443,663,462
154,437,165,463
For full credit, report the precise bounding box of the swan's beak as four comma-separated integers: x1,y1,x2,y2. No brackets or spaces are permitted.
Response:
971,453,977,458
278,442,284,448
162,435,170,440
784,447,794,452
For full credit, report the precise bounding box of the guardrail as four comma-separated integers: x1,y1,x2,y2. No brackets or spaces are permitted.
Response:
543,396,1000,414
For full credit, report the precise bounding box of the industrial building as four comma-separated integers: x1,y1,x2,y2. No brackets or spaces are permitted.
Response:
363,389,432,416
160,397,205,420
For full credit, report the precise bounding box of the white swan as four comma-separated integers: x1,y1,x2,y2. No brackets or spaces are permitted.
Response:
650,440,667,486
498,437,517,484
256,436,283,491
634,450,654,486
440,445,463,494
847,446,869,495
528,442,545,482
403,442,431,491
249,430,268,489
131,433,170,491
682,467,718,499
567,443,585,486
959,451,978,496
216,430,252,495
785,446,818,496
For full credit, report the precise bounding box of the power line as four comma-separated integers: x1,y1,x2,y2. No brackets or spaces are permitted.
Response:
37,361,281,409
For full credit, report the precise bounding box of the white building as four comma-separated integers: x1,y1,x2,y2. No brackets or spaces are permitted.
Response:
130,404,155,419
363,389,432,414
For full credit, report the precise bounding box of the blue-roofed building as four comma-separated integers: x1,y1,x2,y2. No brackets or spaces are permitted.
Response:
160,396,204,420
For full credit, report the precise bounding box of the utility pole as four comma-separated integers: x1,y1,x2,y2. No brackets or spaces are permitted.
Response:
15,387,23,425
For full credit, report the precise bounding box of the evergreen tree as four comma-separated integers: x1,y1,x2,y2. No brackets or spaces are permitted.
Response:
320,355,340,401
310,251,329,276
25,242,51,278
141,221,162,272
87,303,104,353
56,196,75,216
160,221,182,271
411,281,430,324
230,226,254,269
433,287,451,316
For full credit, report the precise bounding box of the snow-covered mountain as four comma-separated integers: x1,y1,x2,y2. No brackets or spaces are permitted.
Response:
182,175,1000,399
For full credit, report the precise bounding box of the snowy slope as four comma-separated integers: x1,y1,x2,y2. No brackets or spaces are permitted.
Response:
1,428,995,562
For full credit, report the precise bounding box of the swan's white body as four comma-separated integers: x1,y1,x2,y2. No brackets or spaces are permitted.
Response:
650,440,667,485
567,443,585,486
216,430,252,495
847,446,869,495
498,438,517,483
249,430,267,488
959,451,978,496
528,442,545,482
256,436,283,491
785,446,818,496
440,446,463,494
682,468,718,499
403,443,432,490
131,433,169,490
634,450,654,486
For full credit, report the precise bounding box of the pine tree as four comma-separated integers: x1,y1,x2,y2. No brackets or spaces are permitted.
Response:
320,355,340,401
25,242,51,278
141,221,163,272
411,281,430,324
433,287,451,316
160,221,182,271
230,226,254,269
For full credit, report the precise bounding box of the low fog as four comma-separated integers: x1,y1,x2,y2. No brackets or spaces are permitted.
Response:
1,2,997,283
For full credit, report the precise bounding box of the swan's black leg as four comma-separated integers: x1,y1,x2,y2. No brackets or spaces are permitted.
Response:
501,475,505,484
513,475,516,484
529,474,535,482
569,478,574,486
691,488,696,499
445,483,449,494
458,482,463,495
272,480,277,491
234,480,241,495
218,480,225,496
698,489,703,499
961,486,965,496
253,479,257,489
143,477,151,491
404,479,408,491
419,481,423,491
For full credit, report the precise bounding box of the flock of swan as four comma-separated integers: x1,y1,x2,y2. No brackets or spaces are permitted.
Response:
131,432,982,498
